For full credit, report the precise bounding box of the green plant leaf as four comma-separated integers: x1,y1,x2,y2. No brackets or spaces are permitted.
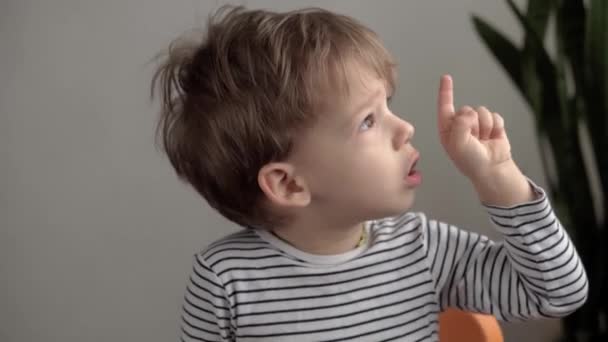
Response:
524,0,556,42
585,0,608,214
520,0,556,116
557,0,586,94
470,16,527,103
506,2,598,248
506,0,563,129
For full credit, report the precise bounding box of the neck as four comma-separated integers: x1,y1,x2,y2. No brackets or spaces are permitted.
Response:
271,216,366,255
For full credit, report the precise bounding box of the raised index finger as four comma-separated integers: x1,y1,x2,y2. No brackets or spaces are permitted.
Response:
437,74,455,132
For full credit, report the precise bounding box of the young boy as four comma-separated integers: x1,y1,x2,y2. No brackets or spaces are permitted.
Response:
151,6,588,342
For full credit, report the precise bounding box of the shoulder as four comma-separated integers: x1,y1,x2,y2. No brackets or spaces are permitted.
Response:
197,228,268,261
193,228,281,276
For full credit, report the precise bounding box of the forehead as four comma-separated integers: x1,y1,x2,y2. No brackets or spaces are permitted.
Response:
317,66,388,125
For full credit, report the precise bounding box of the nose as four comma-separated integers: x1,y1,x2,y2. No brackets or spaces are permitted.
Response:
392,116,415,150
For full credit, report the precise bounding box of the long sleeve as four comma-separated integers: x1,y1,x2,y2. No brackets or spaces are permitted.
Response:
180,254,235,342
420,180,588,321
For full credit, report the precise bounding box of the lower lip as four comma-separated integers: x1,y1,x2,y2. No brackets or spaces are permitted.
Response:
406,170,422,186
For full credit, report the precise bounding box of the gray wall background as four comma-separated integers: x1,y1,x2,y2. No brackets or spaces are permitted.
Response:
1,0,563,341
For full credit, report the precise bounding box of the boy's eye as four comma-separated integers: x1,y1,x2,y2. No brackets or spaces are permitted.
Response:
359,114,375,131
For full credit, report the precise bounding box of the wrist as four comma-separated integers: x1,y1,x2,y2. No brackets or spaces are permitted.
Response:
471,160,536,207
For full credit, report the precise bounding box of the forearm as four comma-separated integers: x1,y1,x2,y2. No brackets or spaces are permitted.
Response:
431,177,588,320
483,189,589,319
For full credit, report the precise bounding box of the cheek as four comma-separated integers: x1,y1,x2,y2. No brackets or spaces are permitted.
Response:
307,154,367,198
300,150,345,189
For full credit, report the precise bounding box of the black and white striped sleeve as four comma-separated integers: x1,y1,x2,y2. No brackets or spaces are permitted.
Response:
179,254,235,342
420,180,588,321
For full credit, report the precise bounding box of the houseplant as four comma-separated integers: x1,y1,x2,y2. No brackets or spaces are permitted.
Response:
471,0,607,341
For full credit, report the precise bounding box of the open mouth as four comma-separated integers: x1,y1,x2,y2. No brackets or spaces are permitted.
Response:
407,153,420,175
405,153,422,186
408,159,419,176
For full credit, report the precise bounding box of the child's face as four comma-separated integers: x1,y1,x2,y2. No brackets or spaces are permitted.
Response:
290,65,421,221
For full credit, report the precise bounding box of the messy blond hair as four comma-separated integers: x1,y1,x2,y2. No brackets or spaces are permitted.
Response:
150,5,396,229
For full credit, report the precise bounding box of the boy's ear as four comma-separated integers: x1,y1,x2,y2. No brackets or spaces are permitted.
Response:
258,162,311,208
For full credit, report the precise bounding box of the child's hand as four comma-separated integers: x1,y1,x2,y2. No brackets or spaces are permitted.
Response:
436,75,512,182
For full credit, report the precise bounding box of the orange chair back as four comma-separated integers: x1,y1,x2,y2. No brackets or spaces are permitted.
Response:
439,308,503,342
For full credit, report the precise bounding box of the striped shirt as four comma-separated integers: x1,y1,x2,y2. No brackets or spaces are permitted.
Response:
179,181,588,341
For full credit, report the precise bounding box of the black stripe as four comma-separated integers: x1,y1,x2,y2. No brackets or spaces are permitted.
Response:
473,247,480,309
213,221,422,280
530,238,573,269
489,200,550,219
411,329,439,342
490,209,554,229
487,244,499,315
373,213,419,234
223,231,422,287
237,301,436,338
505,229,565,257
186,286,229,312
189,275,224,301
437,223,451,305
180,326,215,342
182,304,230,329
181,315,225,337
504,251,545,276
497,253,510,321
232,264,430,309
429,221,442,285
544,268,585,293
443,226,462,308
206,237,263,254
551,295,587,308
484,193,545,210
235,290,433,321
504,213,555,238
183,295,230,320
461,233,480,310
217,263,298,277
548,278,588,300
206,246,273,261
542,258,580,283
346,223,422,268
209,253,288,269
454,232,472,310
227,244,425,297
516,275,523,319
239,296,436,329
479,243,493,311
380,322,438,342
521,220,560,246
205,231,258,249
504,239,570,272
518,273,547,294
234,279,434,318
319,310,438,342
194,256,231,290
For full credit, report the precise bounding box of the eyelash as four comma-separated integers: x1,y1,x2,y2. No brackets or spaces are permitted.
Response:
360,114,376,131
359,97,392,132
